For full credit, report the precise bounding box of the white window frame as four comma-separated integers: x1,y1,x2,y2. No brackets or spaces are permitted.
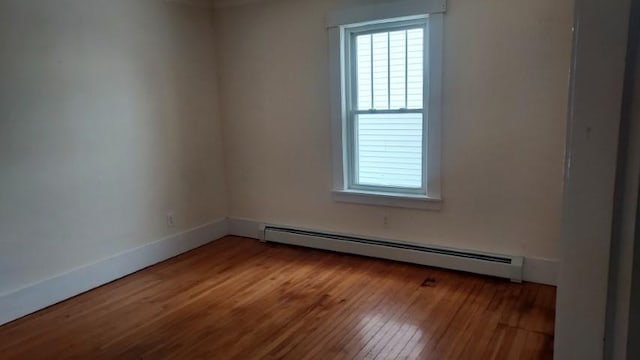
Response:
328,0,445,210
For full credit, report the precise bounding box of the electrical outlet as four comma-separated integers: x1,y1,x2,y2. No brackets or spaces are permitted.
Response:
383,215,390,228
166,211,176,228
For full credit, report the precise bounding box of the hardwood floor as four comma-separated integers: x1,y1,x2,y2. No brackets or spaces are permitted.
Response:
0,236,555,359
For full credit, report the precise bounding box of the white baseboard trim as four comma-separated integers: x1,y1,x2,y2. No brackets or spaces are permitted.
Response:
0,218,228,326
0,217,558,326
522,257,558,286
228,217,558,286
228,217,263,239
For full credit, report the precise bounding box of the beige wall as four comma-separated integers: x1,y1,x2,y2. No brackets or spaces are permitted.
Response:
214,0,573,260
0,0,573,299
0,0,227,295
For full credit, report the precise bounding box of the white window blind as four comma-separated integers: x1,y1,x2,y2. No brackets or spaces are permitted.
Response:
351,26,425,190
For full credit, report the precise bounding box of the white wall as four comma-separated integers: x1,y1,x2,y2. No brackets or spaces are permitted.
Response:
214,0,573,261
0,0,227,296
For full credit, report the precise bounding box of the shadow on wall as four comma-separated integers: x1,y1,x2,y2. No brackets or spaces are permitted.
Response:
0,0,227,295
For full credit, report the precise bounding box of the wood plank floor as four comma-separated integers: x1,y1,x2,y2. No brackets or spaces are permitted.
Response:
0,236,555,359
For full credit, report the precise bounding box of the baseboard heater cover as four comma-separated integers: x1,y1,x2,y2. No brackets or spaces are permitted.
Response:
260,225,523,282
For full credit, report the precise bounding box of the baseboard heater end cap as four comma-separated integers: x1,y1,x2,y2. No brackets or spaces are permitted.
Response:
258,224,267,242
510,256,524,283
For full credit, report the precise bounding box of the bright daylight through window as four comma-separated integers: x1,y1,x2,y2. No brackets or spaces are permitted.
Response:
351,25,425,190
329,0,444,209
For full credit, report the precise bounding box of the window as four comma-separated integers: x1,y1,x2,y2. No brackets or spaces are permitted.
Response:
349,21,426,192
328,0,445,209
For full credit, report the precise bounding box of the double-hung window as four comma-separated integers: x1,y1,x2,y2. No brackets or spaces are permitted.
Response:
328,0,445,209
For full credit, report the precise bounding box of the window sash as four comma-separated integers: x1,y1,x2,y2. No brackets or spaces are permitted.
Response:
344,18,428,195
348,21,426,112
348,111,426,194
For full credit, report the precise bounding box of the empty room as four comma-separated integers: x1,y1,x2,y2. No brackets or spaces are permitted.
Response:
1,0,638,359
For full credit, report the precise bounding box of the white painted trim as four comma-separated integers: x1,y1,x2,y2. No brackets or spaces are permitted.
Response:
328,9,444,207
605,6,640,356
332,189,441,210
228,217,263,239
425,13,443,199
227,218,557,285
0,216,557,326
329,26,348,194
0,218,228,326
554,0,631,358
326,0,446,28
523,257,558,286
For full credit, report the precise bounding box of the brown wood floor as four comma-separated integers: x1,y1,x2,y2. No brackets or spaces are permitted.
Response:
0,236,555,359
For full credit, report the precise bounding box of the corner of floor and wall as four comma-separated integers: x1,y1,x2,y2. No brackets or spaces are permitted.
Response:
0,0,573,329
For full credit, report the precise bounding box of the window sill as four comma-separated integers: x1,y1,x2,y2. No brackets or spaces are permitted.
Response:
332,190,442,210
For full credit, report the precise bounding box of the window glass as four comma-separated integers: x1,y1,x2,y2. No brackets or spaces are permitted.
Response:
355,28,424,111
356,113,423,188
352,26,425,190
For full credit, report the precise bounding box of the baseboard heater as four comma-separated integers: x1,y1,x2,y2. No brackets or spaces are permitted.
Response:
260,225,523,282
